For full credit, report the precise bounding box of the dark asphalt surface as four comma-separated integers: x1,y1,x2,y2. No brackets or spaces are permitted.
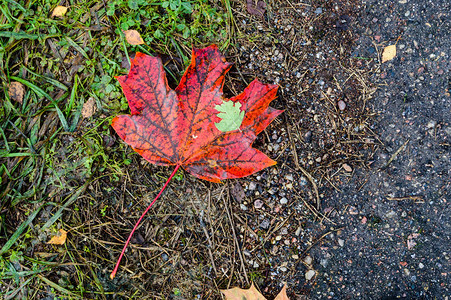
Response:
310,0,450,298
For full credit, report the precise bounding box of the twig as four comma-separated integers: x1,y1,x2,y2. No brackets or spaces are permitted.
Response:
285,114,321,209
381,140,409,170
189,197,218,276
386,196,424,203
222,185,249,285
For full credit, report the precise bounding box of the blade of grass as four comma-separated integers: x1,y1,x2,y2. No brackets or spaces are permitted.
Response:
4,277,33,300
0,31,56,40
69,97,83,132
22,66,68,91
65,37,90,60
67,74,78,115
10,76,69,131
136,44,178,82
0,127,10,152
41,182,89,231
0,205,42,256
4,0,26,12
0,152,34,158
37,274,81,299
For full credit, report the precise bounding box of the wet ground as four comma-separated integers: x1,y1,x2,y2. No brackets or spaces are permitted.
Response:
229,0,450,298
308,0,450,298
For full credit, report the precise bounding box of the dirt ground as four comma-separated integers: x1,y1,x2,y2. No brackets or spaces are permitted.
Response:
1,0,449,299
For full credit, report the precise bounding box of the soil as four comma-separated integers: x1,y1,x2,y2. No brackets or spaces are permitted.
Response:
1,0,449,299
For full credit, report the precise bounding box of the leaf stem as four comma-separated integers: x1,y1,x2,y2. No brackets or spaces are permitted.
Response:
110,164,181,279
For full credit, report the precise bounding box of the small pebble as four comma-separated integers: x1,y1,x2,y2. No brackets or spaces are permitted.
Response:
338,100,346,111
295,226,303,236
385,211,397,218
314,7,322,14
304,255,313,265
342,163,353,172
300,176,308,186
338,239,345,247
305,270,316,280
240,204,248,211
285,174,294,181
248,182,257,190
254,200,264,209
427,120,437,129
280,197,288,205
292,254,299,260
260,219,270,229
280,266,288,272
419,263,424,269
304,131,312,143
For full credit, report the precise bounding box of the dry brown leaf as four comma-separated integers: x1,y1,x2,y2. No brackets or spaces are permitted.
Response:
47,229,67,245
221,283,266,300
274,285,290,300
123,30,145,45
51,6,68,17
8,81,25,104
382,44,396,63
221,283,290,300
82,97,97,118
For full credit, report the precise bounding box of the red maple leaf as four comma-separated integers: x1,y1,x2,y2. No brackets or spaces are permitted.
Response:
112,45,282,182
110,44,282,279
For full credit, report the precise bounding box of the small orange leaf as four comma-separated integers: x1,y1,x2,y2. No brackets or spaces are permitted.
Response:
123,30,145,45
51,6,68,17
382,45,396,63
221,283,266,300
47,229,67,245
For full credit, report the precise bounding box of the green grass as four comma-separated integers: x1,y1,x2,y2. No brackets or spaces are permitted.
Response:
0,0,231,297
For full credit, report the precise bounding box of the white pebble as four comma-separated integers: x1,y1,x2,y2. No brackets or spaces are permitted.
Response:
248,182,257,190
254,200,264,209
305,270,316,280
342,163,353,172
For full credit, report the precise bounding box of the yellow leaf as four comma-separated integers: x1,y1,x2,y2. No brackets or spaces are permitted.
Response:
274,285,290,300
51,6,68,17
123,30,145,45
47,229,67,245
382,44,396,63
221,283,266,300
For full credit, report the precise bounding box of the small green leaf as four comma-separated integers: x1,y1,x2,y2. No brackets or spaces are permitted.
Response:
215,100,244,132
